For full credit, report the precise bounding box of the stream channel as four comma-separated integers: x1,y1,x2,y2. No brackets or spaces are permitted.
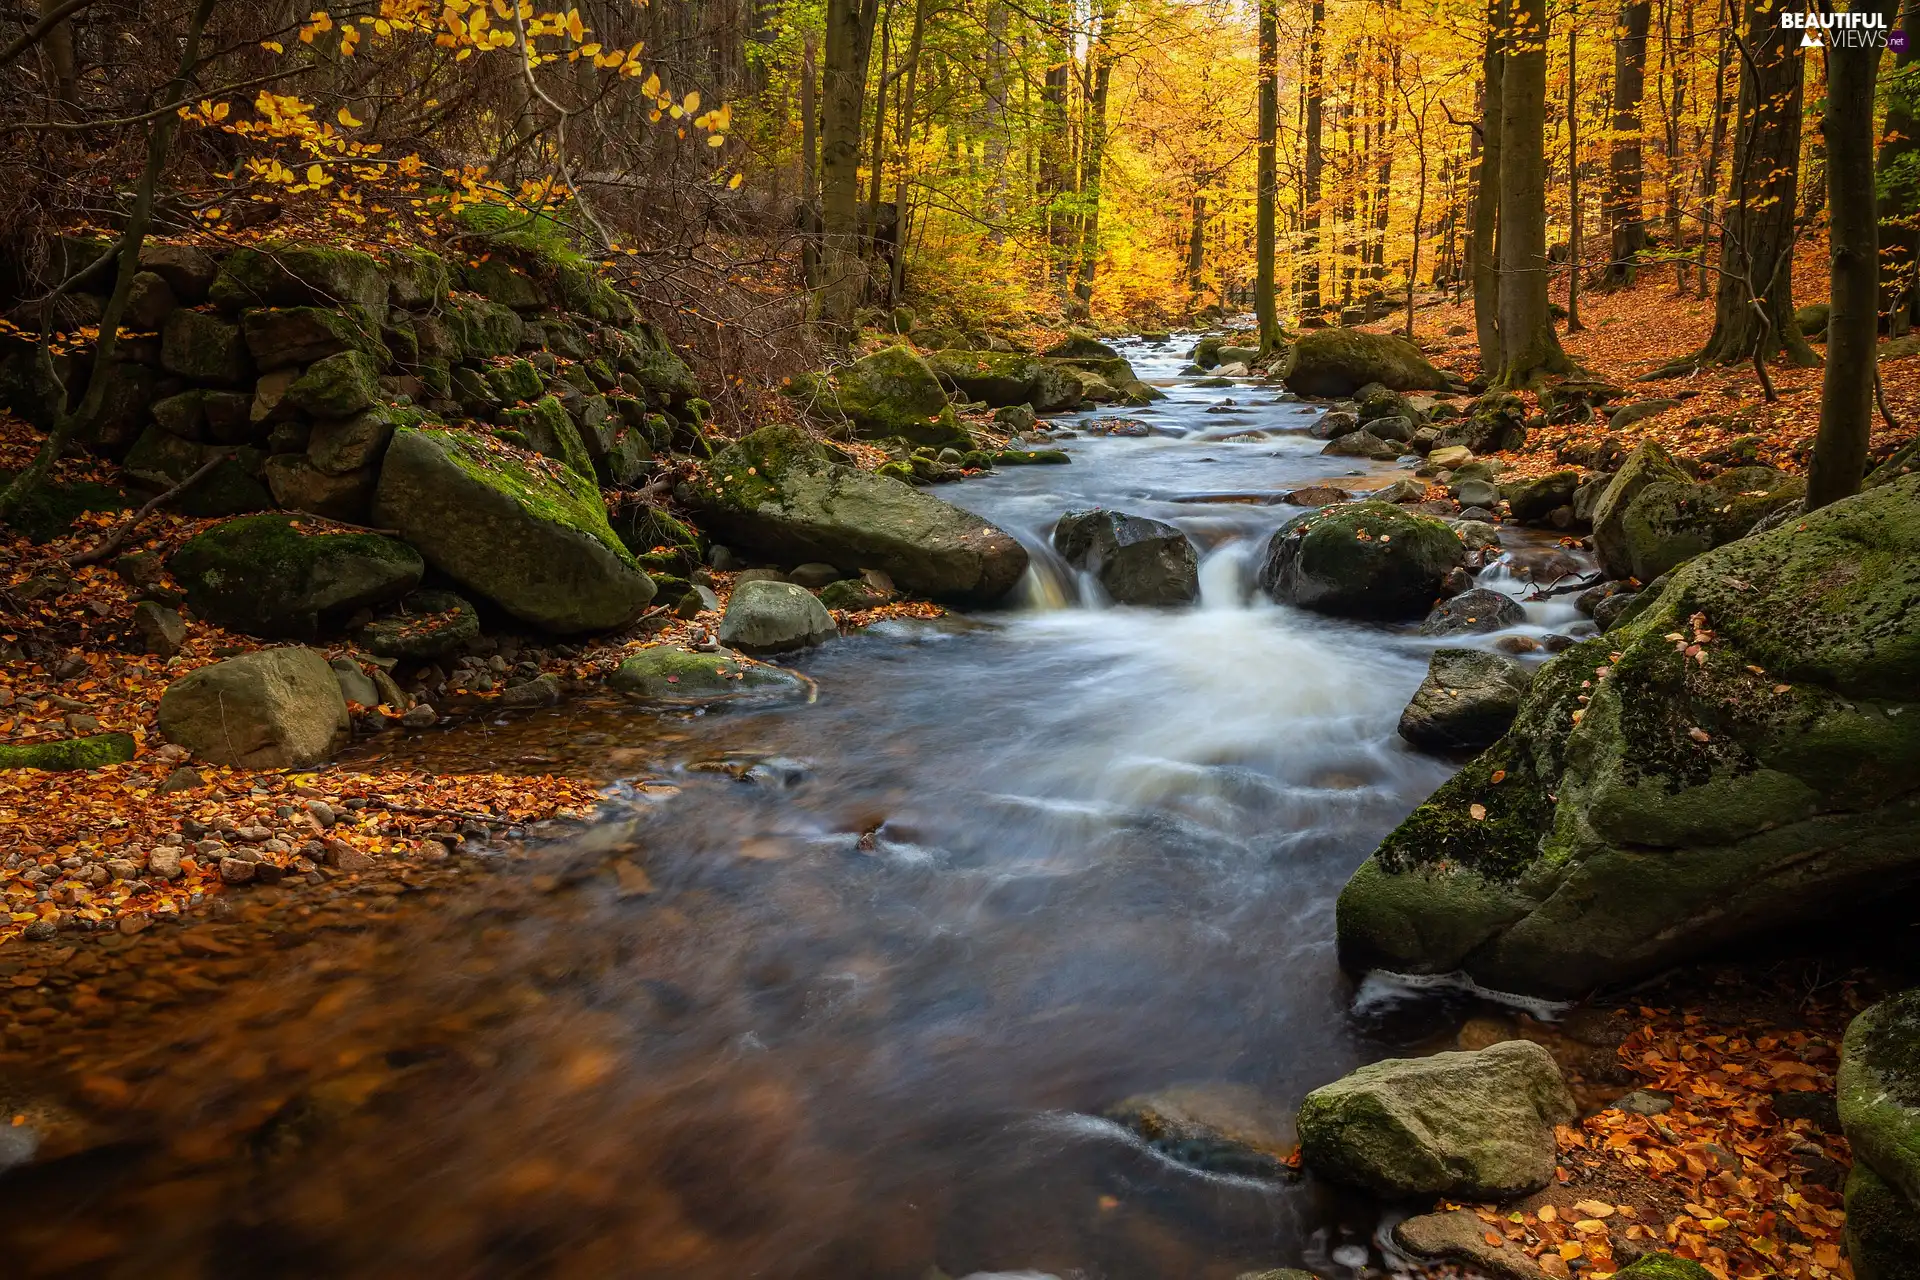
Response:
5,338,1598,1279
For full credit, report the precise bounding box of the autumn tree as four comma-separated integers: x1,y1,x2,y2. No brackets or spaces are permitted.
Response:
1808,0,1901,510
1601,0,1651,287
1494,0,1572,384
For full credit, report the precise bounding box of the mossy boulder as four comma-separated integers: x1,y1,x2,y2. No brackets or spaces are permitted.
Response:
373,425,655,633
1841,992,1920,1280
241,306,386,370
160,309,251,385
1398,648,1533,753
307,406,397,475
1608,465,1806,582
1297,1040,1574,1199
1282,328,1449,398
209,244,387,332
1502,469,1580,524
682,426,1029,605
1052,508,1199,606
170,513,422,639
609,644,809,701
285,350,380,420
1257,502,1466,619
928,349,1078,412
1335,474,1920,997
1590,440,1691,577
382,248,451,310
353,588,479,658
0,733,137,771
716,579,837,654
1614,1257,1717,1280
829,345,971,448
487,358,546,404
121,427,273,517
444,295,526,359
508,395,595,480
156,647,349,769
459,255,548,310
264,454,379,522
1439,392,1529,455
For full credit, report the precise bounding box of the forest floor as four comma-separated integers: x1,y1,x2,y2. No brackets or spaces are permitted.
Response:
1372,240,1920,481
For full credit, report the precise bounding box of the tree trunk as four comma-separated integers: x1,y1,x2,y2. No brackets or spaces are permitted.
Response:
1038,21,1071,276
1602,0,1650,287
983,0,1011,237
1808,0,1898,510
1473,0,1506,370
1300,0,1326,317
1187,190,1207,303
801,36,820,288
1255,0,1281,348
1567,0,1585,331
887,0,928,306
1878,0,1920,333
819,0,882,327
1694,0,1816,368
864,0,895,245
1495,0,1573,385
1696,2,1732,298
1072,0,1115,317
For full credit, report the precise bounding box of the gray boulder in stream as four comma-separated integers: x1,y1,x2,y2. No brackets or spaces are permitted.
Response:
681,426,1029,605
1398,649,1532,752
1258,501,1465,619
1298,1039,1574,1199
1337,473,1920,998
717,580,837,654
1052,508,1199,606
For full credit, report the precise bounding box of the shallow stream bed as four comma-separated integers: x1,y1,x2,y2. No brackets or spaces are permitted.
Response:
0,340,1598,1279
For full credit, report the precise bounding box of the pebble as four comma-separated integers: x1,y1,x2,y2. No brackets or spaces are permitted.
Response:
217,858,256,885
401,704,438,729
322,839,374,874
106,859,141,881
147,849,183,880
305,800,336,827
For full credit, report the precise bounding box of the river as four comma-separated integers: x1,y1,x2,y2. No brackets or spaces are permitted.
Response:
0,338,1595,1279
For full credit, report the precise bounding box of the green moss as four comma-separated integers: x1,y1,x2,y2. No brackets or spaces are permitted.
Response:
996,449,1070,465
830,344,971,448
169,513,423,638
444,295,526,359
209,243,386,330
1613,1255,1718,1280
285,350,380,419
610,504,703,565
448,199,586,268
0,733,137,771
432,427,636,569
488,358,546,404
381,247,451,309
609,646,792,697
0,470,131,542
1844,1162,1920,1280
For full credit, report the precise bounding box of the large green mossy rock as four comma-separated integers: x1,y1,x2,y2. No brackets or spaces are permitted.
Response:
828,345,971,448
160,309,251,385
1593,441,1804,581
382,248,451,310
1841,993,1920,1280
156,647,349,769
1282,328,1449,398
372,426,655,634
1336,474,1920,997
209,244,387,332
0,470,131,543
682,426,1029,605
170,514,422,639
1297,1040,1574,1199
444,295,526,359
929,349,1081,412
0,733,137,771
1257,501,1465,619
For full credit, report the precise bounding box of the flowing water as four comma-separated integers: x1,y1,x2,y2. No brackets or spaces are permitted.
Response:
1,340,1597,1279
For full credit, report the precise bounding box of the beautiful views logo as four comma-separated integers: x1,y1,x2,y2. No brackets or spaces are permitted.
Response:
1779,8,1893,48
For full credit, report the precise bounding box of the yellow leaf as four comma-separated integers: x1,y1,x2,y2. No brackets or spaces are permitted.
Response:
306,163,328,184
1468,803,1487,821
262,39,284,52
641,71,660,97
727,172,743,189
682,90,701,113
337,107,363,127
707,134,724,147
